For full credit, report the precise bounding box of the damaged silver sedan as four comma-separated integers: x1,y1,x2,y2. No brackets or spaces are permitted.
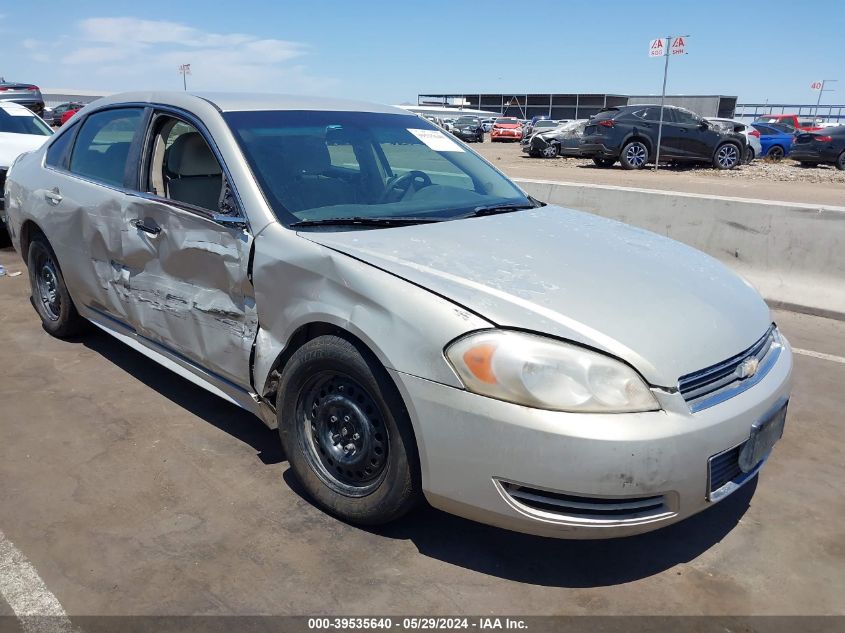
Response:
2,92,792,538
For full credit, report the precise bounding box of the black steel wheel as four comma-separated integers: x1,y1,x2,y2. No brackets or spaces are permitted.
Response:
27,234,85,338
767,145,785,161
277,335,420,525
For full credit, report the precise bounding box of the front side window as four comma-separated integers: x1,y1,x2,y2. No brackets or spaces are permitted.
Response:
146,115,223,212
69,108,143,187
225,110,531,226
671,108,700,125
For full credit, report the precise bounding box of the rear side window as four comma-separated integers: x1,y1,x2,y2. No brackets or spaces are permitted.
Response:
45,126,76,169
69,108,144,187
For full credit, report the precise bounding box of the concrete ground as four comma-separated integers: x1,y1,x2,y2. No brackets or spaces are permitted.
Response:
472,140,845,206
1,241,844,618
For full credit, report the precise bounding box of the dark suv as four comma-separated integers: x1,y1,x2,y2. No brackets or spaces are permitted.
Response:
580,105,746,170
451,116,485,143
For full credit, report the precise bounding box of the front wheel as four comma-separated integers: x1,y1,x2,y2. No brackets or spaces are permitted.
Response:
27,235,86,338
277,335,420,525
541,144,559,158
619,141,648,170
713,143,741,170
836,151,845,171
767,145,785,161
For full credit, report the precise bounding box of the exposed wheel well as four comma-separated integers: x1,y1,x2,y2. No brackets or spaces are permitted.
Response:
19,220,45,261
625,136,652,154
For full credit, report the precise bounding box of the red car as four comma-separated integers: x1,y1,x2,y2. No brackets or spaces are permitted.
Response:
59,107,82,126
490,117,523,142
754,114,822,132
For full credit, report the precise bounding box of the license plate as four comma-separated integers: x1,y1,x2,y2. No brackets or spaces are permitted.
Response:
738,401,787,472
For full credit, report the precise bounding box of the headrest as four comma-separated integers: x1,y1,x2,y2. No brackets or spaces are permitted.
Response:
166,132,221,176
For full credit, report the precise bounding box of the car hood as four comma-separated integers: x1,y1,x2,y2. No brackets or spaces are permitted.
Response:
301,206,772,387
0,132,50,168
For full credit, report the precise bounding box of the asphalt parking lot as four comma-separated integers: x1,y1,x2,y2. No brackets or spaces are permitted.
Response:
0,240,844,619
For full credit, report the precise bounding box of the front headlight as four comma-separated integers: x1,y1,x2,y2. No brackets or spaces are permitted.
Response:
445,331,659,413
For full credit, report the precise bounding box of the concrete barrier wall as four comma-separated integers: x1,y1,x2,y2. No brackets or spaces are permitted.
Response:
515,178,845,319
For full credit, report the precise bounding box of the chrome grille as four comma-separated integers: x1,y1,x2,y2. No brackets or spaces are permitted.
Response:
679,326,780,412
499,481,670,522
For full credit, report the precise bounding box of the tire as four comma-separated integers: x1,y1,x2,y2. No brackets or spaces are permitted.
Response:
619,141,648,170
277,335,420,525
592,157,616,168
528,150,541,158
767,145,785,161
744,146,755,163
477,135,484,143
541,144,559,158
713,142,741,170
836,151,845,171
27,234,86,338
799,161,817,167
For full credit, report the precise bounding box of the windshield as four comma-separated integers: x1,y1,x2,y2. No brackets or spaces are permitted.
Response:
224,110,532,226
495,118,518,125
534,121,557,129
0,106,52,136
455,117,479,125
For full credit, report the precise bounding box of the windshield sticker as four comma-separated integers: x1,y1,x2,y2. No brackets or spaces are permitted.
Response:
0,104,35,117
408,128,465,152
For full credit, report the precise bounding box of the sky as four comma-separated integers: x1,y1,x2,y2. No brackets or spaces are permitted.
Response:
1,0,842,106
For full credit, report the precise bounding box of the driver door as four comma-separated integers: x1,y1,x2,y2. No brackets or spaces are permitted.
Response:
119,112,257,387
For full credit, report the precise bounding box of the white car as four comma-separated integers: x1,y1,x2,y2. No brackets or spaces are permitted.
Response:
1,101,53,214
707,117,763,162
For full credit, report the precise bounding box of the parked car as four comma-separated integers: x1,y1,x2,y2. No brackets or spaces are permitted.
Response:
580,105,746,170
789,125,845,170
525,120,588,158
59,104,85,126
4,91,792,539
753,114,822,132
490,117,523,142
0,101,53,214
523,115,551,138
0,80,45,117
42,102,87,127
451,116,484,143
707,118,762,162
441,117,455,132
481,118,496,132
523,119,558,139
750,123,795,160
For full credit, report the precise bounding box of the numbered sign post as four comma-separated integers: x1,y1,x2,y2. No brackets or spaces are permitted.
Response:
649,35,688,171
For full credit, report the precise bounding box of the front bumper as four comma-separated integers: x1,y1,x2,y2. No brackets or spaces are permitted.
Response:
390,338,792,539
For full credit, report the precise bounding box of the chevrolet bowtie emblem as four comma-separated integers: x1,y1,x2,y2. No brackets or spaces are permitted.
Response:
737,357,760,379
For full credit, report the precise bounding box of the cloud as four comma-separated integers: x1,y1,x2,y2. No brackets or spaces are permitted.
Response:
26,17,336,94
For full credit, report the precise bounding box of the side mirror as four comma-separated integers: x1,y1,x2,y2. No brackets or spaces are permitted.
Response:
699,120,709,130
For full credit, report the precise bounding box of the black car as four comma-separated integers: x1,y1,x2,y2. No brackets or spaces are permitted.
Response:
527,120,587,158
0,80,45,117
579,105,746,170
43,101,87,126
790,126,845,170
451,116,484,143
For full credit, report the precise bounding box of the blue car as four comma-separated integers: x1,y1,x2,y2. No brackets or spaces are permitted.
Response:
751,123,794,160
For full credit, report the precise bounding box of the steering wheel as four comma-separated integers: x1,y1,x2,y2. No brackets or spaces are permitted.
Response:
377,170,432,204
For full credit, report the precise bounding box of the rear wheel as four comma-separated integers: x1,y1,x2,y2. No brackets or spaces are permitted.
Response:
277,335,420,525
767,145,785,161
619,141,648,170
744,146,755,163
27,235,86,338
592,157,616,168
713,143,741,170
836,151,845,171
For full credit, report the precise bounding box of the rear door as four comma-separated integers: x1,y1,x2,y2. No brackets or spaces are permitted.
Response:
38,107,147,322
119,110,256,387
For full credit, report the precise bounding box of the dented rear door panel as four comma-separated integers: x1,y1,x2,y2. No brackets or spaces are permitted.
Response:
119,195,257,387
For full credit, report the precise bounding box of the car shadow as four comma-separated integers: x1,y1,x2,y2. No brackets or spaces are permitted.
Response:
78,328,754,589
79,328,285,465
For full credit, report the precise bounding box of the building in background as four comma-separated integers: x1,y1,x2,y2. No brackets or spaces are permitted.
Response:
41,89,106,108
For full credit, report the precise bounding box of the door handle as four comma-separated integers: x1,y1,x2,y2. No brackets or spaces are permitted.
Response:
44,188,62,205
132,219,161,237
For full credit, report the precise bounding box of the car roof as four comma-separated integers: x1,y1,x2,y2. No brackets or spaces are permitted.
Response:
88,91,407,115
0,101,34,113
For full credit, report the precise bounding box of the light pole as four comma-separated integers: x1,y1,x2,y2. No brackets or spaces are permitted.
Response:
813,79,837,120
178,64,192,91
